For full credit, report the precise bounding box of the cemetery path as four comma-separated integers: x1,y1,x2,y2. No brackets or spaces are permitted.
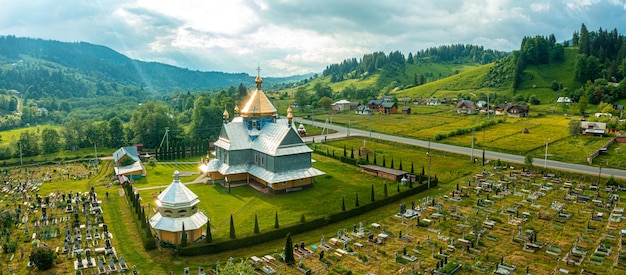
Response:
294,117,626,180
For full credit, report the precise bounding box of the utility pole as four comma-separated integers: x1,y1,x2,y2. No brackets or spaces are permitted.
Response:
369,112,372,138
19,142,23,167
94,143,98,172
427,138,431,188
470,129,475,161
544,138,550,169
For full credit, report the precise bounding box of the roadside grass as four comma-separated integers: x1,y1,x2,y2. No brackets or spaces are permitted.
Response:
593,141,626,169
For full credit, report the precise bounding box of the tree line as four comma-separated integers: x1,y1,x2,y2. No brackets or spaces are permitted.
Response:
0,83,252,160
322,45,508,83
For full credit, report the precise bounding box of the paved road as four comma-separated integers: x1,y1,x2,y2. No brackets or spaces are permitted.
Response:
294,118,626,180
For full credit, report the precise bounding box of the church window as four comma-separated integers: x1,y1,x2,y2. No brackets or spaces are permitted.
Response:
261,157,264,165
255,155,258,164
252,120,257,128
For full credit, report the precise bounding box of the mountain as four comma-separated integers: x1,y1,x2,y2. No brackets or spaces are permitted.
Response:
0,36,310,99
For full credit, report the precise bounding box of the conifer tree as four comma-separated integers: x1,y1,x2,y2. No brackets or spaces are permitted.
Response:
383,156,386,167
371,184,375,202
351,146,354,158
355,192,360,207
343,144,347,157
254,214,260,234
411,162,414,174
284,233,295,265
342,196,346,211
391,158,394,169
181,223,187,247
229,215,236,239
206,220,212,243
399,160,403,171
274,211,280,229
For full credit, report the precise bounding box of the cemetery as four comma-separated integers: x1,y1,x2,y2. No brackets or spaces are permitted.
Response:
0,162,138,274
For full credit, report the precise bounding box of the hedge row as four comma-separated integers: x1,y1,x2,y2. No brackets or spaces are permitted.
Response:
178,178,437,256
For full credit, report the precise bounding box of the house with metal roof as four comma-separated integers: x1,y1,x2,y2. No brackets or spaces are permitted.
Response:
113,146,146,181
149,170,208,245
379,101,398,114
201,71,324,194
581,121,606,136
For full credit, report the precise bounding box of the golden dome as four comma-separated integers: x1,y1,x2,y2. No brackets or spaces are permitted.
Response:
255,74,263,88
240,88,277,118
234,106,240,114
223,109,229,120
287,106,293,120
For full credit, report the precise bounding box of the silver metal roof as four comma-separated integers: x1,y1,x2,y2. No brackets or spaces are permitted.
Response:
216,118,309,157
149,211,208,232
113,146,140,164
157,171,200,208
114,161,145,176
247,166,325,184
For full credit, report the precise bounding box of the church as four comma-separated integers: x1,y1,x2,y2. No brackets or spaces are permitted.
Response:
201,70,324,193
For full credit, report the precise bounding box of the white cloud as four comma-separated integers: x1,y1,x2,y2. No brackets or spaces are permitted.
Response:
0,0,624,76
531,3,550,12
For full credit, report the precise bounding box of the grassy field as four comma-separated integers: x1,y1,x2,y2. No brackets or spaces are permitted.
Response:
319,109,616,165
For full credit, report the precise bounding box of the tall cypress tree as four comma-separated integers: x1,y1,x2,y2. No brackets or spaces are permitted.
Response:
206,220,212,243
355,192,360,207
399,160,403,171
342,196,346,211
350,146,354,158
383,156,386,167
284,233,295,265
391,158,394,169
343,144,347,157
229,215,236,239
181,223,187,247
371,184,375,202
411,162,415,174
254,214,260,234
274,211,280,229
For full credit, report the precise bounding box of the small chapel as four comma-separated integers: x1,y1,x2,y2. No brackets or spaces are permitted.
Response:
201,69,324,193
149,170,208,245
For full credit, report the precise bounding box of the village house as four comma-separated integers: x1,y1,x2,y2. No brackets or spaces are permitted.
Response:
506,105,529,118
494,103,512,116
426,98,441,106
557,97,572,105
402,106,411,115
456,100,477,115
379,101,398,114
413,98,426,105
331,100,352,112
581,121,606,136
113,146,146,183
367,99,384,113
355,105,373,115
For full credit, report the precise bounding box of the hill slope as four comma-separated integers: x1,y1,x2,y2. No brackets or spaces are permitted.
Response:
0,36,308,99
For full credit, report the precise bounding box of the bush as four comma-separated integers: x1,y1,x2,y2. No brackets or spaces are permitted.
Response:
31,248,55,270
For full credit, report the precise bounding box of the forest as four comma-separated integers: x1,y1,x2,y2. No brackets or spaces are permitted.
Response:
322,44,509,83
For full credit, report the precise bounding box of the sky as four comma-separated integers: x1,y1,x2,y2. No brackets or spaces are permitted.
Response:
1,0,626,77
